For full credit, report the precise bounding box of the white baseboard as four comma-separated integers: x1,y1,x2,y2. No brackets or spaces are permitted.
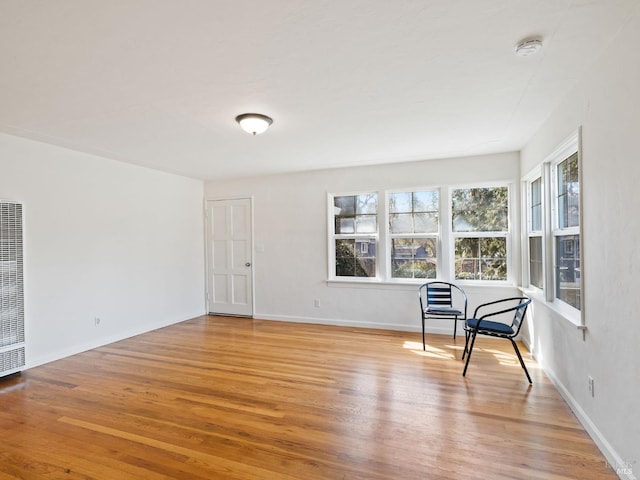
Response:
253,313,465,337
26,311,205,370
523,339,636,480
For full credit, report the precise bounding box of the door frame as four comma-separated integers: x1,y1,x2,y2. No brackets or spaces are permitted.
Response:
204,196,255,317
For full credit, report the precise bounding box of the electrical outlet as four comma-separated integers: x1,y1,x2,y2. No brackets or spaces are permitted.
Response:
588,376,594,397
94,317,101,327
314,299,321,308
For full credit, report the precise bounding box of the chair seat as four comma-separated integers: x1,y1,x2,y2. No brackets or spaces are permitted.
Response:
425,307,462,316
466,318,514,335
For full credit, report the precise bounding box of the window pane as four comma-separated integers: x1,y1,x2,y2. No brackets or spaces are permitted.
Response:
335,239,376,277
414,213,438,233
452,187,508,232
389,213,413,234
334,194,378,234
355,215,377,233
336,217,355,234
531,178,542,232
557,153,579,229
356,194,377,215
531,205,542,231
454,237,506,280
389,191,439,234
531,177,541,205
555,235,580,309
334,196,355,215
391,238,436,279
389,192,412,213
529,236,543,289
413,191,439,212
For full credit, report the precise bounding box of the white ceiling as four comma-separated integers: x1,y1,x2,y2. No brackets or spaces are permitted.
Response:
1,1,637,180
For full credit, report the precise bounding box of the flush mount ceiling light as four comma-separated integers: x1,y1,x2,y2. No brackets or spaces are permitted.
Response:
235,113,273,135
515,38,543,57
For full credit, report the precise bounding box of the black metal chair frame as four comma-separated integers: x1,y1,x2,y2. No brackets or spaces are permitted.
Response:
419,281,467,350
462,296,532,383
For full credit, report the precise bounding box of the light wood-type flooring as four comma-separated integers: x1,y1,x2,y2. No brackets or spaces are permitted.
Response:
0,316,616,479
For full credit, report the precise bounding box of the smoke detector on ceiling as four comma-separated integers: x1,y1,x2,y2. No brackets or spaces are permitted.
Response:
515,38,543,57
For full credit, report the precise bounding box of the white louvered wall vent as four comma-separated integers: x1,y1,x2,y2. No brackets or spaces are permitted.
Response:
0,201,25,377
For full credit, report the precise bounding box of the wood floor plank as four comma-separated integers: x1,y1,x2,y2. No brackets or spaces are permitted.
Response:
0,316,615,479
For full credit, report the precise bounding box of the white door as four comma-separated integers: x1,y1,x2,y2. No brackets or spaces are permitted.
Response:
206,198,253,316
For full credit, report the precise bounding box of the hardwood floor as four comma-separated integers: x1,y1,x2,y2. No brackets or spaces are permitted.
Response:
0,316,615,479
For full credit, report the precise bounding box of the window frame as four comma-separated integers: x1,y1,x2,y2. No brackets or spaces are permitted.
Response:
523,171,545,291
328,192,380,281
520,128,584,327
448,183,513,285
550,147,582,313
328,181,515,286
386,188,441,282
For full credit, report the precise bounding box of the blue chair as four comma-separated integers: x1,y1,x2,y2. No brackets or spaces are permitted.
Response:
462,297,532,383
419,282,467,349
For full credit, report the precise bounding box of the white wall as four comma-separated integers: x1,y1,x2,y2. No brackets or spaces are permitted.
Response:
520,5,640,476
204,152,520,333
0,133,206,368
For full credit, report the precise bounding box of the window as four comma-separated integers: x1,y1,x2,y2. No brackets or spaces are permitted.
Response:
528,177,543,288
521,129,582,321
451,186,509,281
388,190,439,279
332,194,378,277
553,152,581,309
329,184,511,283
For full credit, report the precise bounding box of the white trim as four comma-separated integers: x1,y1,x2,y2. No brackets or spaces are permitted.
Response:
519,287,585,329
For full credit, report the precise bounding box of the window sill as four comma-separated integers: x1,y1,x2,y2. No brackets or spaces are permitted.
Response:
519,286,585,330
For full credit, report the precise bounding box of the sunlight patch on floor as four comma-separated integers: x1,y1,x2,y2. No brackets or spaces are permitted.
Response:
477,347,539,369
403,341,456,360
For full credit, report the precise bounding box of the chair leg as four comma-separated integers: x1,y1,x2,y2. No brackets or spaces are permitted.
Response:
462,329,478,377
510,339,532,384
422,316,426,351
462,328,470,360
453,315,457,339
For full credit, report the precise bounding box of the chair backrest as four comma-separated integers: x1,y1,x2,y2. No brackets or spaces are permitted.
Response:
419,281,467,314
427,283,453,308
510,297,531,336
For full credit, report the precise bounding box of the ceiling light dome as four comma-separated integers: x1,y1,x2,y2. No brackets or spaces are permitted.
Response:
235,113,273,135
